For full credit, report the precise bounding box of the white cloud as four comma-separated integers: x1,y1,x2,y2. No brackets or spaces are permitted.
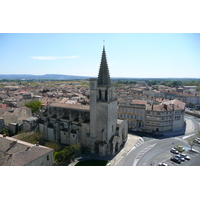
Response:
29,55,79,60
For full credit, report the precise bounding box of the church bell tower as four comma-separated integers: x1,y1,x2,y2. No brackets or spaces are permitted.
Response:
89,45,118,156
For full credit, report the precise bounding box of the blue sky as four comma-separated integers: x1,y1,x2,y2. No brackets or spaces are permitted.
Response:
0,33,200,78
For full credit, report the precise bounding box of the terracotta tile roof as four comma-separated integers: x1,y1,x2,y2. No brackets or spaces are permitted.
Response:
131,100,147,105
155,98,169,103
163,99,185,110
146,104,173,111
0,104,8,110
146,99,185,111
161,90,200,97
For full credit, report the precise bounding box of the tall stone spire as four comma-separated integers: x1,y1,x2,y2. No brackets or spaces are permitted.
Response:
97,45,111,86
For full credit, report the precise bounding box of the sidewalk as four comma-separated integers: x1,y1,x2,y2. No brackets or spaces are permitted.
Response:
109,134,139,166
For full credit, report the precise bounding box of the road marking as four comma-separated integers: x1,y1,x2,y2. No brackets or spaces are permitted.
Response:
133,143,157,166
126,137,144,156
183,134,195,140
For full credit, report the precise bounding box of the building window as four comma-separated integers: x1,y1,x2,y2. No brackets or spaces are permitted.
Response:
47,155,49,161
105,90,108,100
99,90,101,100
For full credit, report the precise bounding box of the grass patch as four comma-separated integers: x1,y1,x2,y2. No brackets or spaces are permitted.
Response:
75,159,108,166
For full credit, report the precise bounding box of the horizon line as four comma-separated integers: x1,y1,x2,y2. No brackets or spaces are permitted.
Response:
0,74,200,79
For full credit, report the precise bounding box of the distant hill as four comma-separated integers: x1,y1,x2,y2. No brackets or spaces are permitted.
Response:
0,74,198,81
0,74,93,80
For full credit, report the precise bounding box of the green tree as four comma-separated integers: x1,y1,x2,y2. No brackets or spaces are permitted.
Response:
196,130,200,138
54,144,81,165
25,100,42,113
45,141,60,152
187,137,196,151
19,132,44,144
0,126,9,136
196,86,200,91
54,151,66,165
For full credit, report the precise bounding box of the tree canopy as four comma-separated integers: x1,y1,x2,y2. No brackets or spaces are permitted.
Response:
54,144,81,165
25,100,42,113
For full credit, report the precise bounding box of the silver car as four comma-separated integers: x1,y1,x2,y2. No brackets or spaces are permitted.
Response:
158,162,168,166
180,153,191,160
170,148,179,154
175,155,185,161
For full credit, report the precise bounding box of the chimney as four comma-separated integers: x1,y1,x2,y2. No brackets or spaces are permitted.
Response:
3,134,6,137
36,142,39,146
10,142,14,147
26,146,31,151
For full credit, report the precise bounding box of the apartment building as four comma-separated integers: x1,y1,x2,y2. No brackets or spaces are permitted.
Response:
160,90,200,109
118,99,185,134
118,100,147,130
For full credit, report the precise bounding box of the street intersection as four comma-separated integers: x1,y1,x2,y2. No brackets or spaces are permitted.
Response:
115,115,200,166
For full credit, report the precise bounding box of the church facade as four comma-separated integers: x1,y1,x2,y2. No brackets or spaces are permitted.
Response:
38,46,128,156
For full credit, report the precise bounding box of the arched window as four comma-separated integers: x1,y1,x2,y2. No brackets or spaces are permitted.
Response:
105,90,108,100
99,90,101,100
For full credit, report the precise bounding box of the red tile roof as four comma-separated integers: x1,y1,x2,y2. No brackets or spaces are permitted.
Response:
131,100,147,105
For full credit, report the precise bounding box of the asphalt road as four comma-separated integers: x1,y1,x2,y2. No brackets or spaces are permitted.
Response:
116,115,200,166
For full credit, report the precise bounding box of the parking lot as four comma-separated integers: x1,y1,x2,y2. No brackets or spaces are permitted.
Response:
154,146,200,166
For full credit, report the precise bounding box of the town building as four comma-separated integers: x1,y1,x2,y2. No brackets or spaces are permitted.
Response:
118,99,185,134
160,90,200,109
145,99,185,133
38,46,128,156
118,100,147,130
0,134,53,166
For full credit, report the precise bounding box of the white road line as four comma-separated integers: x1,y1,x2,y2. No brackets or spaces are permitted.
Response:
183,134,195,139
133,143,157,166
126,137,144,156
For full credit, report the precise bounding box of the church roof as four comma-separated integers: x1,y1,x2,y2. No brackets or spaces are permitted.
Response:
49,102,90,111
97,46,111,86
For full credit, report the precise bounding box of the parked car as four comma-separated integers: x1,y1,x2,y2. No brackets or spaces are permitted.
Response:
175,155,185,161
194,139,200,144
175,145,185,152
180,153,191,160
77,157,83,160
170,148,179,154
170,157,181,164
158,162,168,166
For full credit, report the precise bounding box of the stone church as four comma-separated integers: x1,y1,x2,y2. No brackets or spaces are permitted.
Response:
38,46,128,156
